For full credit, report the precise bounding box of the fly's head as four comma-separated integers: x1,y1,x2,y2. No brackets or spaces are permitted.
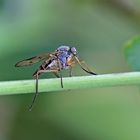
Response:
70,47,77,56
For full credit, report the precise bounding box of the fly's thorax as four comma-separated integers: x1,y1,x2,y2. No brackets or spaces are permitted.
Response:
67,54,76,66
57,49,69,69
67,53,73,62
57,46,70,52
55,45,77,69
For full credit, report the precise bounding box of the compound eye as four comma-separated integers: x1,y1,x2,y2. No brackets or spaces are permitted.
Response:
71,47,77,55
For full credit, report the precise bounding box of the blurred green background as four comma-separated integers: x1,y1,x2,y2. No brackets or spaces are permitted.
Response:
0,0,140,140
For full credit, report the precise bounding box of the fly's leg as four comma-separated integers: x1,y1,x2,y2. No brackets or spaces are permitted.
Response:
80,61,97,75
57,59,63,88
69,66,73,77
74,56,97,75
29,69,58,111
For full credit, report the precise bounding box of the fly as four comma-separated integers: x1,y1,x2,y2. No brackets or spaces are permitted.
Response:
15,46,97,111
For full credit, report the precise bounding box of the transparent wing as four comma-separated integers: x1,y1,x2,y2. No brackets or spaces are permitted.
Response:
15,52,56,67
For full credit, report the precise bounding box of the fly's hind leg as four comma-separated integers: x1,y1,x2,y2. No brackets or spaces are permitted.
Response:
29,69,58,111
69,66,73,77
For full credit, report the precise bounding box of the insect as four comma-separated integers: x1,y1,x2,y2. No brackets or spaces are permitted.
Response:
15,46,97,111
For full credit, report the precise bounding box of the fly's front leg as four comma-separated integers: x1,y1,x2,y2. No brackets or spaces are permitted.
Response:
80,60,97,75
74,56,97,75
29,69,58,111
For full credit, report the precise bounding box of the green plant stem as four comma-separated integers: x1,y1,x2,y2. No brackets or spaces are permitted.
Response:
0,72,140,95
